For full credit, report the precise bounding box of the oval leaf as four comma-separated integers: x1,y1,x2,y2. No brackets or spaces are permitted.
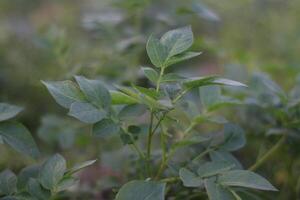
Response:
39,154,66,190
205,177,234,200
115,180,166,200
179,168,203,188
160,26,193,57
219,170,277,191
0,122,40,159
146,35,168,68
0,103,23,122
42,80,85,109
92,119,120,138
74,76,111,109
68,102,106,124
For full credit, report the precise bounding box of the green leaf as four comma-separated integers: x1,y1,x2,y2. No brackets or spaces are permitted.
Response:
68,102,106,124
115,180,166,200
0,103,23,122
17,165,40,190
74,76,111,109
209,150,243,169
118,104,147,120
92,119,120,138
179,168,203,187
183,76,218,89
183,76,247,90
117,86,169,110
160,26,193,57
27,178,50,200
197,161,235,178
220,124,246,151
56,177,79,192
165,51,201,67
110,90,138,105
200,85,221,109
172,136,209,150
161,73,185,83
146,35,168,68
39,154,66,190
219,170,278,191
205,177,235,200
67,160,97,175
133,85,160,99
0,122,40,159
42,80,85,109
0,170,17,195
193,115,228,125
142,67,159,83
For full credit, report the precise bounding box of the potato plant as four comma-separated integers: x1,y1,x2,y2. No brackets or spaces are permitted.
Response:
43,26,277,199
0,103,96,199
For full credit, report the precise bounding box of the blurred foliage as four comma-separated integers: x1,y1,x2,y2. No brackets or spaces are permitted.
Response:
0,0,300,199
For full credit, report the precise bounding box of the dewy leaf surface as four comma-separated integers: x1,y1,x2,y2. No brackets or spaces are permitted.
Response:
219,170,278,191
0,103,23,122
115,180,166,200
160,26,193,57
0,121,40,159
68,102,106,124
42,80,85,109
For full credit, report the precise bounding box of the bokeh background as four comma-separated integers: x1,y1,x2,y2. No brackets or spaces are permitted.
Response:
1,0,300,199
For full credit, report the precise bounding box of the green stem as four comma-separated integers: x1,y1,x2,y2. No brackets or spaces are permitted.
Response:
156,67,165,92
147,112,154,158
160,176,180,183
249,135,285,171
155,124,167,179
191,148,213,163
172,89,189,104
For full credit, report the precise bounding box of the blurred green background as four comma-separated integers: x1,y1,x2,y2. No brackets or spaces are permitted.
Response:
1,0,300,199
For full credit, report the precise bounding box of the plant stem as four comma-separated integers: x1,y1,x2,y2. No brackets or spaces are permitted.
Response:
155,124,167,179
191,148,213,163
130,143,145,160
146,111,154,176
147,112,154,158
156,67,165,92
160,176,180,183
249,135,285,171
172,89,189,104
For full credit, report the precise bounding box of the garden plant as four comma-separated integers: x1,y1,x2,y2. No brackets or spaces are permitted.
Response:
40,26,278,199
